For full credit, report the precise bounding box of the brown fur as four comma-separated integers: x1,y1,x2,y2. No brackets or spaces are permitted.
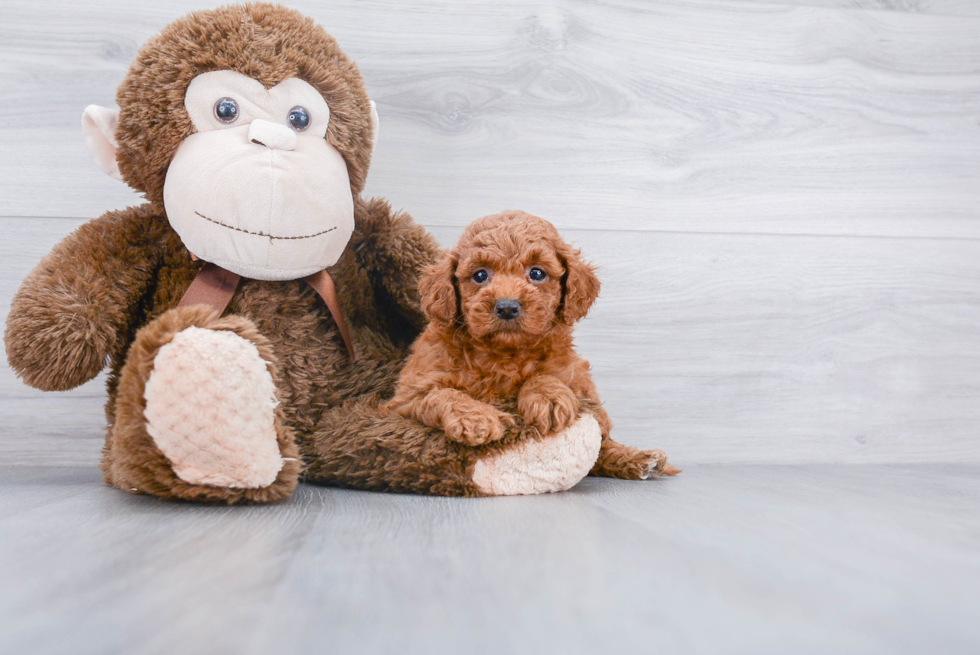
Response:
4,192,461,500
387,211,680,479
114,3,375,208
1,3,462,502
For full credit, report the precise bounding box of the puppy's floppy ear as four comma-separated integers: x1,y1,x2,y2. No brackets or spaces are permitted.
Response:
558,247,601,324
419,253,459,325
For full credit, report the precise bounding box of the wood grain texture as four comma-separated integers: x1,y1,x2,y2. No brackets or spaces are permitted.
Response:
0,0,978,467
1,464,978,654
3,218,979,466
0,0,978,237
740,0,980,17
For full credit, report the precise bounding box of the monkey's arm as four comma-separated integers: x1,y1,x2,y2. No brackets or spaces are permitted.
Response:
4,205,163,391
351,196,442,332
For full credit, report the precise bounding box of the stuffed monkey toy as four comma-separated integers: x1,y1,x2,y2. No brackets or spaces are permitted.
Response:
4,4,672,503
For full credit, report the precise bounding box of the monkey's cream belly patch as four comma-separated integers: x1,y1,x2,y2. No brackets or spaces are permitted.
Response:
471,414,601,496
143,326,283,489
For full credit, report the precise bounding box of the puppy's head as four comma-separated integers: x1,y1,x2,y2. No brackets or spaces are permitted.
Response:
419,211,600,343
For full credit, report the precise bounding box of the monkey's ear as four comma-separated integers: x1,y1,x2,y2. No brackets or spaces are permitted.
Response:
418,254,458,326
81,105,123,181
369,100,380,154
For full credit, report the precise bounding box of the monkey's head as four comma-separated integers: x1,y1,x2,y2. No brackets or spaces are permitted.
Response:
82,4,378,281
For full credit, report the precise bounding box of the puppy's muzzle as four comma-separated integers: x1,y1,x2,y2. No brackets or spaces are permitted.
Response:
494,299,521,321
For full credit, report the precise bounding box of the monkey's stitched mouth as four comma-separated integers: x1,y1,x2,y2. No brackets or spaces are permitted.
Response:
194,211,337,240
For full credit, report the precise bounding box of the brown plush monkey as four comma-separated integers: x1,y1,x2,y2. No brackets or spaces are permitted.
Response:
4,4,673,503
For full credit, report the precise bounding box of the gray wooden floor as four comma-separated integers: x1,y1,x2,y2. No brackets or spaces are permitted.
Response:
1,464,978,655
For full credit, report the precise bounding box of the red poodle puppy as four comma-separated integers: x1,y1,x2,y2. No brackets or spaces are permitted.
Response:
386,210,678,480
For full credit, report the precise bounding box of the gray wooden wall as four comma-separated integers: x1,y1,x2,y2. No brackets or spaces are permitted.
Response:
1,0,978,467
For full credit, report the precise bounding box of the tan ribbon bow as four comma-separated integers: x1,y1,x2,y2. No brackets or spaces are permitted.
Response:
177,261,356,361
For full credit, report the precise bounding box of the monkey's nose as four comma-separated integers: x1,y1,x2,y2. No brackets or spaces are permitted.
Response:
494,299,521,321
248,119,298,151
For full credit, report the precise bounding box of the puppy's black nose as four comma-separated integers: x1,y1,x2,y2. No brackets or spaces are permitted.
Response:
494,299,521,321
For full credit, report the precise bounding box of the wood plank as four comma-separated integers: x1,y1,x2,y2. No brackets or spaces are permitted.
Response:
741,0,980,17
0,397,105,468
433,225,980,465
3,218,979,466
0,464,977,653
1,0,978,237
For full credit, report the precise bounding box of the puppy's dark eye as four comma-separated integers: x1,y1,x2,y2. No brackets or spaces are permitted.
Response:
527,267,548,283
214,97,239,124
472,269,491,284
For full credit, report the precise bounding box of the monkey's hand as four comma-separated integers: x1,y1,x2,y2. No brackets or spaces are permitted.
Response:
5,207,161,391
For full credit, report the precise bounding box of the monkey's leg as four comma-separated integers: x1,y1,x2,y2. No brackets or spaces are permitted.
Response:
301,398,482,496
101,305,301,503
302,400,603,497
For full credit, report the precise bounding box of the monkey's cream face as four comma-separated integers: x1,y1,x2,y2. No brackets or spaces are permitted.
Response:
162,70,356,281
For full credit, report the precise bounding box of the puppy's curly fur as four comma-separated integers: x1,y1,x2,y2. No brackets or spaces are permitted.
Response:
386,211,679,480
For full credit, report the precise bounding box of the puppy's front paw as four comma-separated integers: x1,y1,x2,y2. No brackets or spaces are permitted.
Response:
518,385,578,436
445,404,515,446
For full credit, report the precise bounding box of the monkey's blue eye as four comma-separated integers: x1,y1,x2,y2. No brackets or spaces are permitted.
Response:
472,269,490,284
288,106,310,131
214,97,239,123
528,267,547,282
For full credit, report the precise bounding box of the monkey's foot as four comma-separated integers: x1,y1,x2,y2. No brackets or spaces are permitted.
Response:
104,306,300,503
144,325,283,488
471,414,602,495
